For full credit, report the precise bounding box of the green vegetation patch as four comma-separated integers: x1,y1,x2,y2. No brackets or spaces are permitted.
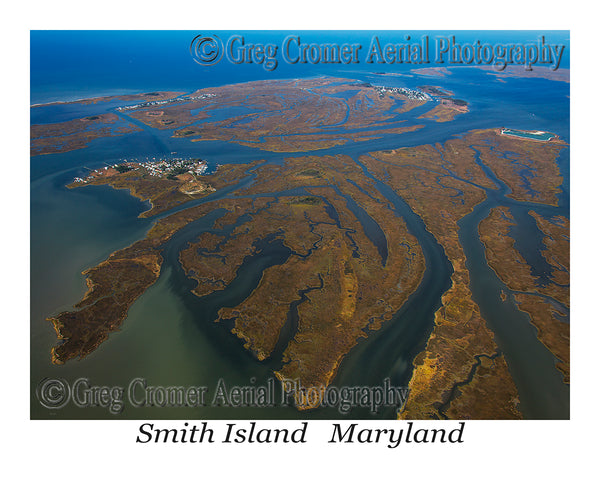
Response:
289,196,322,205
115,164,134,173
298,168,322,178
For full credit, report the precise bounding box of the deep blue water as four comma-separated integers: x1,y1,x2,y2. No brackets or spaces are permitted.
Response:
31,30,569,104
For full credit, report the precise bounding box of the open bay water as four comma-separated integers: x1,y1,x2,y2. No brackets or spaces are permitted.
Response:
31,30,569,105
31,32,569,419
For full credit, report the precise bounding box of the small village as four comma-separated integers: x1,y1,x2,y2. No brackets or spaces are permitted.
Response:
116,93,217,111
72,157,209,183
372,85,431,101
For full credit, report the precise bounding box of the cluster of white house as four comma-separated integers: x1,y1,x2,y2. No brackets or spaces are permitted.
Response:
143,158,209,177
116,93,217,112
373,85,431,101
72,157,209,183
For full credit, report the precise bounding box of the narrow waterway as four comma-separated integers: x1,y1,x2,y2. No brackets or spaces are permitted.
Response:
456,146,569,418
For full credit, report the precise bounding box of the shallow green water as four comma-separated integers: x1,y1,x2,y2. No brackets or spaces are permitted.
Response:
501,129,555,141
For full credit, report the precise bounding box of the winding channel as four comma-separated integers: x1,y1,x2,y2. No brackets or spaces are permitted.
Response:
457,146,569,419
139,137,570,419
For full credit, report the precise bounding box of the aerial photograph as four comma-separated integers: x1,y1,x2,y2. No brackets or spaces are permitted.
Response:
30,30,570,420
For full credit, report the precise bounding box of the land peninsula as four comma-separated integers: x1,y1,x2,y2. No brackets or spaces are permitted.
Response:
31,78,469,156
360,128,566,418
52,153,427,406
30,92,184,155
30,113,141,155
